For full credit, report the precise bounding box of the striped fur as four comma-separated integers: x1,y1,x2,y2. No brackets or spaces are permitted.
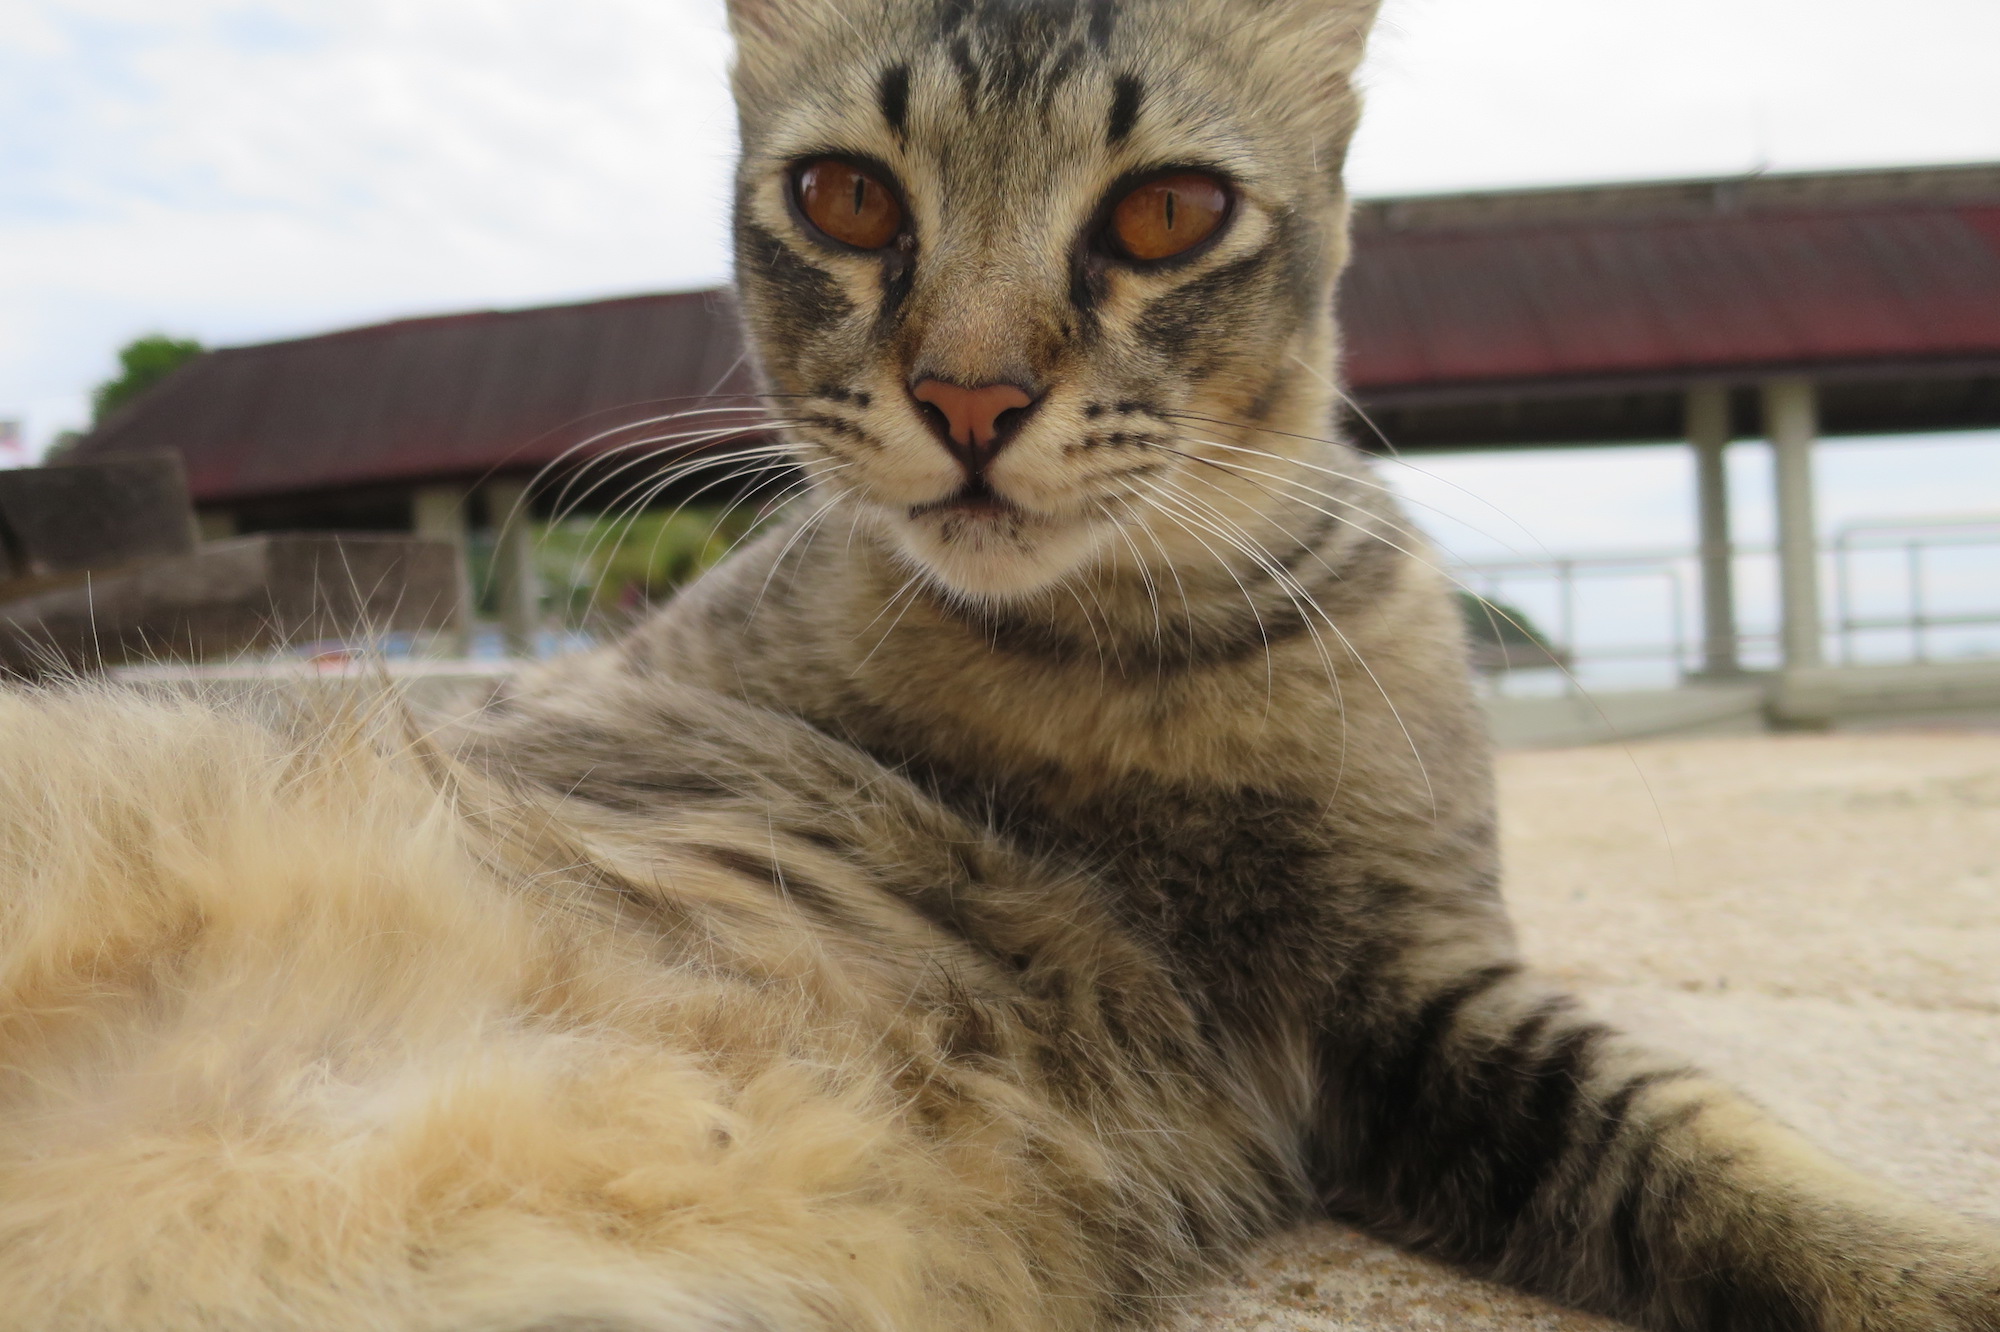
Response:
1,1,1996,1328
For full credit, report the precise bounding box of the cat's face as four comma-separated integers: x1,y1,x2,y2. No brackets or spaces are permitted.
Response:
727,0,1376,602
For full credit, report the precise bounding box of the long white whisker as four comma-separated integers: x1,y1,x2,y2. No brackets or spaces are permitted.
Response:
1131,481,1279,713
1146,476,1363,796
1057,571,1117,681
1151,475,1431,816
624,459,849,608
1171,431,1520,560
555,453,840,620
853,570,931,670
747,492,851,624
1168,438,1437,553
1167,441,1474,594
1143,477,1348,712
538,406,791,520
1122,493,1200,662
1167,414,1558,563
855,568,925,638
561,450,817,604
1166,445,1589,699
1281,350,1407,460
1097,500,1167,663
548,426,803,528
564,444,801,561
492,421,799,599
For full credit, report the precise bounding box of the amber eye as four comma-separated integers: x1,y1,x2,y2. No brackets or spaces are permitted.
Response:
795,159,904,250
1108,172,1230,262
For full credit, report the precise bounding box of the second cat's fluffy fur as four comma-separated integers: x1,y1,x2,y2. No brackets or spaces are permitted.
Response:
2,1,1998,1328
0,683,1251,1330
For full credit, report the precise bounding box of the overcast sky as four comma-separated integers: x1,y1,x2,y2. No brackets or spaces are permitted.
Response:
5,0,2000,609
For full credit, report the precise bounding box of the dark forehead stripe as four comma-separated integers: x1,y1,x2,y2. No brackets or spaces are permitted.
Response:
936,0,1104,33
1087,0,1118,49
878,63,912,135
948,35,981,103
1107,73,1144,145
932,0,1116,106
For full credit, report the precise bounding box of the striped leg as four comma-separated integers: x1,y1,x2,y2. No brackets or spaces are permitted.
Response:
1315,959,2000,1331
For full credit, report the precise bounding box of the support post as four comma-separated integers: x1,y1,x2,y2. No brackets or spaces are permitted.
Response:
1687,385,1739,677
1764,378,1823,670
485,477,540,658
411,483,473,655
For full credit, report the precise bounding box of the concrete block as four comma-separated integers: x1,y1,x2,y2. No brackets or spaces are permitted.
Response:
0,453,196,594
0,533,461,676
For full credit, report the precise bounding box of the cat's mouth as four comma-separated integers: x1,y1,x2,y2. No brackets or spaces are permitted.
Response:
908,477,1020,522
887,475,1105,599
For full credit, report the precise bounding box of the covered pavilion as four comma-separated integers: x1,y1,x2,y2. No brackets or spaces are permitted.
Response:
1342,160,2000,678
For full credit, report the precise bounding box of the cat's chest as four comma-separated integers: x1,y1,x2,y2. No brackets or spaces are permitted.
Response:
918,752,1370,980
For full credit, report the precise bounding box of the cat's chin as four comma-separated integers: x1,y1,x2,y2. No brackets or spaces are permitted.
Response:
882,504,1104,603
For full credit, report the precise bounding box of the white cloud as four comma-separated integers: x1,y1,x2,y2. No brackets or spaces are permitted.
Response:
1,0,740,447
1349,0,2000,194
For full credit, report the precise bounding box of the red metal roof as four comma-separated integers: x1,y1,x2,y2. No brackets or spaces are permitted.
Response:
1341,167,2000,403
79,290,759,506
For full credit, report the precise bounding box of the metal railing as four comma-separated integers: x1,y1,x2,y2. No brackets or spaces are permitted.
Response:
1832,515,2000,666
1458,549,1698,681
1455,513,2000,690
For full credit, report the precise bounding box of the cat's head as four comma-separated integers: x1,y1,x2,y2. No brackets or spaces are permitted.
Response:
726,0,1378,602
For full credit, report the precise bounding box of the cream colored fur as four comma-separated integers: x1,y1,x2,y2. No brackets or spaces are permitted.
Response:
0,687,1121,1331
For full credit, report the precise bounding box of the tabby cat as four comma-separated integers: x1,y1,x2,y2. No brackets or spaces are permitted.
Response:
0,0,1995,1328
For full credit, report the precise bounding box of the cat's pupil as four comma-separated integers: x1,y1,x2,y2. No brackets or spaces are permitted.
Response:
852,178,866,215
1165,190,1177,231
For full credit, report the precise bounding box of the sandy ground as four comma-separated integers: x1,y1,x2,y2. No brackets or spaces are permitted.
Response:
1177,730,2000,1330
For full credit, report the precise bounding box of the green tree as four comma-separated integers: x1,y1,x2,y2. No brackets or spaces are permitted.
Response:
91,334,205,426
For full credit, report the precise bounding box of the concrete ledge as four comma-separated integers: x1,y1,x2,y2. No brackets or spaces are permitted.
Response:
1483,682,1768,749
108,657,514,716
1772,661,2000,727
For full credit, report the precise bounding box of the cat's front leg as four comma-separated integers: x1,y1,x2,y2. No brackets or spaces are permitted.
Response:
1312,957,2000,1331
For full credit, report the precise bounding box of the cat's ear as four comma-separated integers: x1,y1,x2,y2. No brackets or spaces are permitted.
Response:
1211,0,1380,162
1234,0,1380,89
726,0,818,61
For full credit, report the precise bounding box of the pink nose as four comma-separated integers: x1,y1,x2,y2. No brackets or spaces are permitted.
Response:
910,378,1037,472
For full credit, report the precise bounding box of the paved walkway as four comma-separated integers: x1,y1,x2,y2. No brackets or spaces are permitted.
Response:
1182,731,2000,1330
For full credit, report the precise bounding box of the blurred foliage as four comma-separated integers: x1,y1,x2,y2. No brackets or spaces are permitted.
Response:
1458,590,1567,674
1457,590,1555,651
39,430,87,464
535,506,764,625
92,334,206,426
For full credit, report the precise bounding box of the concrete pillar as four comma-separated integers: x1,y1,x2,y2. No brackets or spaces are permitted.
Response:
411,483,473,655
1763,378,1823,670
485,477,540,658
1687,385,1739,676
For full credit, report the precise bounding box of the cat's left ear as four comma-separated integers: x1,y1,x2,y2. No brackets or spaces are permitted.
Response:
1215,0,1381,162
726,0,819,63
1235,0,1380,95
